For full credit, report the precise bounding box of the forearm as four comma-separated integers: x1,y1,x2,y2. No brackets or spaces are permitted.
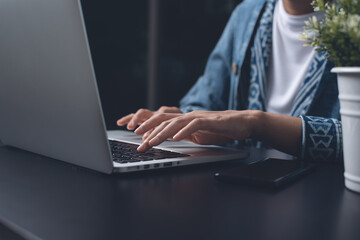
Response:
250,111,302,156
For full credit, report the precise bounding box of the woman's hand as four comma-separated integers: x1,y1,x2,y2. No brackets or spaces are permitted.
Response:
116,106,182,130
119,108,302,156
135,110,257,152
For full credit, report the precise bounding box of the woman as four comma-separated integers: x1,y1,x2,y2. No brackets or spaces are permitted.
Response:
117,0,341,162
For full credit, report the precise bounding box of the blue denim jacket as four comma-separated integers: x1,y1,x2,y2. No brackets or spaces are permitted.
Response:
179,0,342,162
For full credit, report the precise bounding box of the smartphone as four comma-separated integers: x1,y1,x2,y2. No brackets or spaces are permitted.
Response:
214,158,314,188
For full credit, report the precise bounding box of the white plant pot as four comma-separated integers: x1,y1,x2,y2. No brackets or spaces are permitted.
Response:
332,67,360,193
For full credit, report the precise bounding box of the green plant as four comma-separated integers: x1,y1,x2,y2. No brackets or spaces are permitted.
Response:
300,0,360,66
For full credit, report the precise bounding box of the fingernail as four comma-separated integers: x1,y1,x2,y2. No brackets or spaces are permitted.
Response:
137,141,148,152
137,144,145,152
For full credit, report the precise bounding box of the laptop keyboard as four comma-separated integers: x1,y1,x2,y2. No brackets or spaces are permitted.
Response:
109,140,189,164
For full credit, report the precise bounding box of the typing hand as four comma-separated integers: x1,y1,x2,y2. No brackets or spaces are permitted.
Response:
116,106,182,131
135,110,255,152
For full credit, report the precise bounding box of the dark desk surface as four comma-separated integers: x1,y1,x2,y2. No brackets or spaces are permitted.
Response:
0,145,359,240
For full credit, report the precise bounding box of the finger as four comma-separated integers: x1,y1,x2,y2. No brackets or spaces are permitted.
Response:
157,106,182,113
137,139,152,152
135,113,180,135
116,114,134,126
147,117,190,147
140,121,170,147
137,121,172,152
188,131,231,145
142,129,153,140
127,109,153,130
173,118,207,141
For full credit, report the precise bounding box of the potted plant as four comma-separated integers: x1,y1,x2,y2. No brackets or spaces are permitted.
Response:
301,0,360,192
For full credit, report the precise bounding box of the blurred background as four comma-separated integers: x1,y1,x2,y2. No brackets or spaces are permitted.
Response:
81,0,243,129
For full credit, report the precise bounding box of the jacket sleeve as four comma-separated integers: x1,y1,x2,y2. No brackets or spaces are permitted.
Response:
179,7,239,113
300,115,343,162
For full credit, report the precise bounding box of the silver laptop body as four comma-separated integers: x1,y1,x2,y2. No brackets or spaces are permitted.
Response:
0,0,247,174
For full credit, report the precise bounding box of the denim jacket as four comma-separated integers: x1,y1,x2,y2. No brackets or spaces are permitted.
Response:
179,0,342,162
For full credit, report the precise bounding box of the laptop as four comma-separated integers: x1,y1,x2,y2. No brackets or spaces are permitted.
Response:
0,0,248,174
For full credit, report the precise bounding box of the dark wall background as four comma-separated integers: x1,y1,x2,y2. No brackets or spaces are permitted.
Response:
81,0,242,130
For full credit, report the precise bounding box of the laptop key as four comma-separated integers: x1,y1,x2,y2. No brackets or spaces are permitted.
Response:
109,140,189,164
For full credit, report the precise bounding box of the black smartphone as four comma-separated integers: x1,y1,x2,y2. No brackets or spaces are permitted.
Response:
214,158,314,188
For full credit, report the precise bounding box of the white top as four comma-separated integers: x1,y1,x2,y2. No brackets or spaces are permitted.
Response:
265,0,325,115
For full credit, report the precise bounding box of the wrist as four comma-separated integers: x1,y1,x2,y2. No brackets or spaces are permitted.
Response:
247,110,266,140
